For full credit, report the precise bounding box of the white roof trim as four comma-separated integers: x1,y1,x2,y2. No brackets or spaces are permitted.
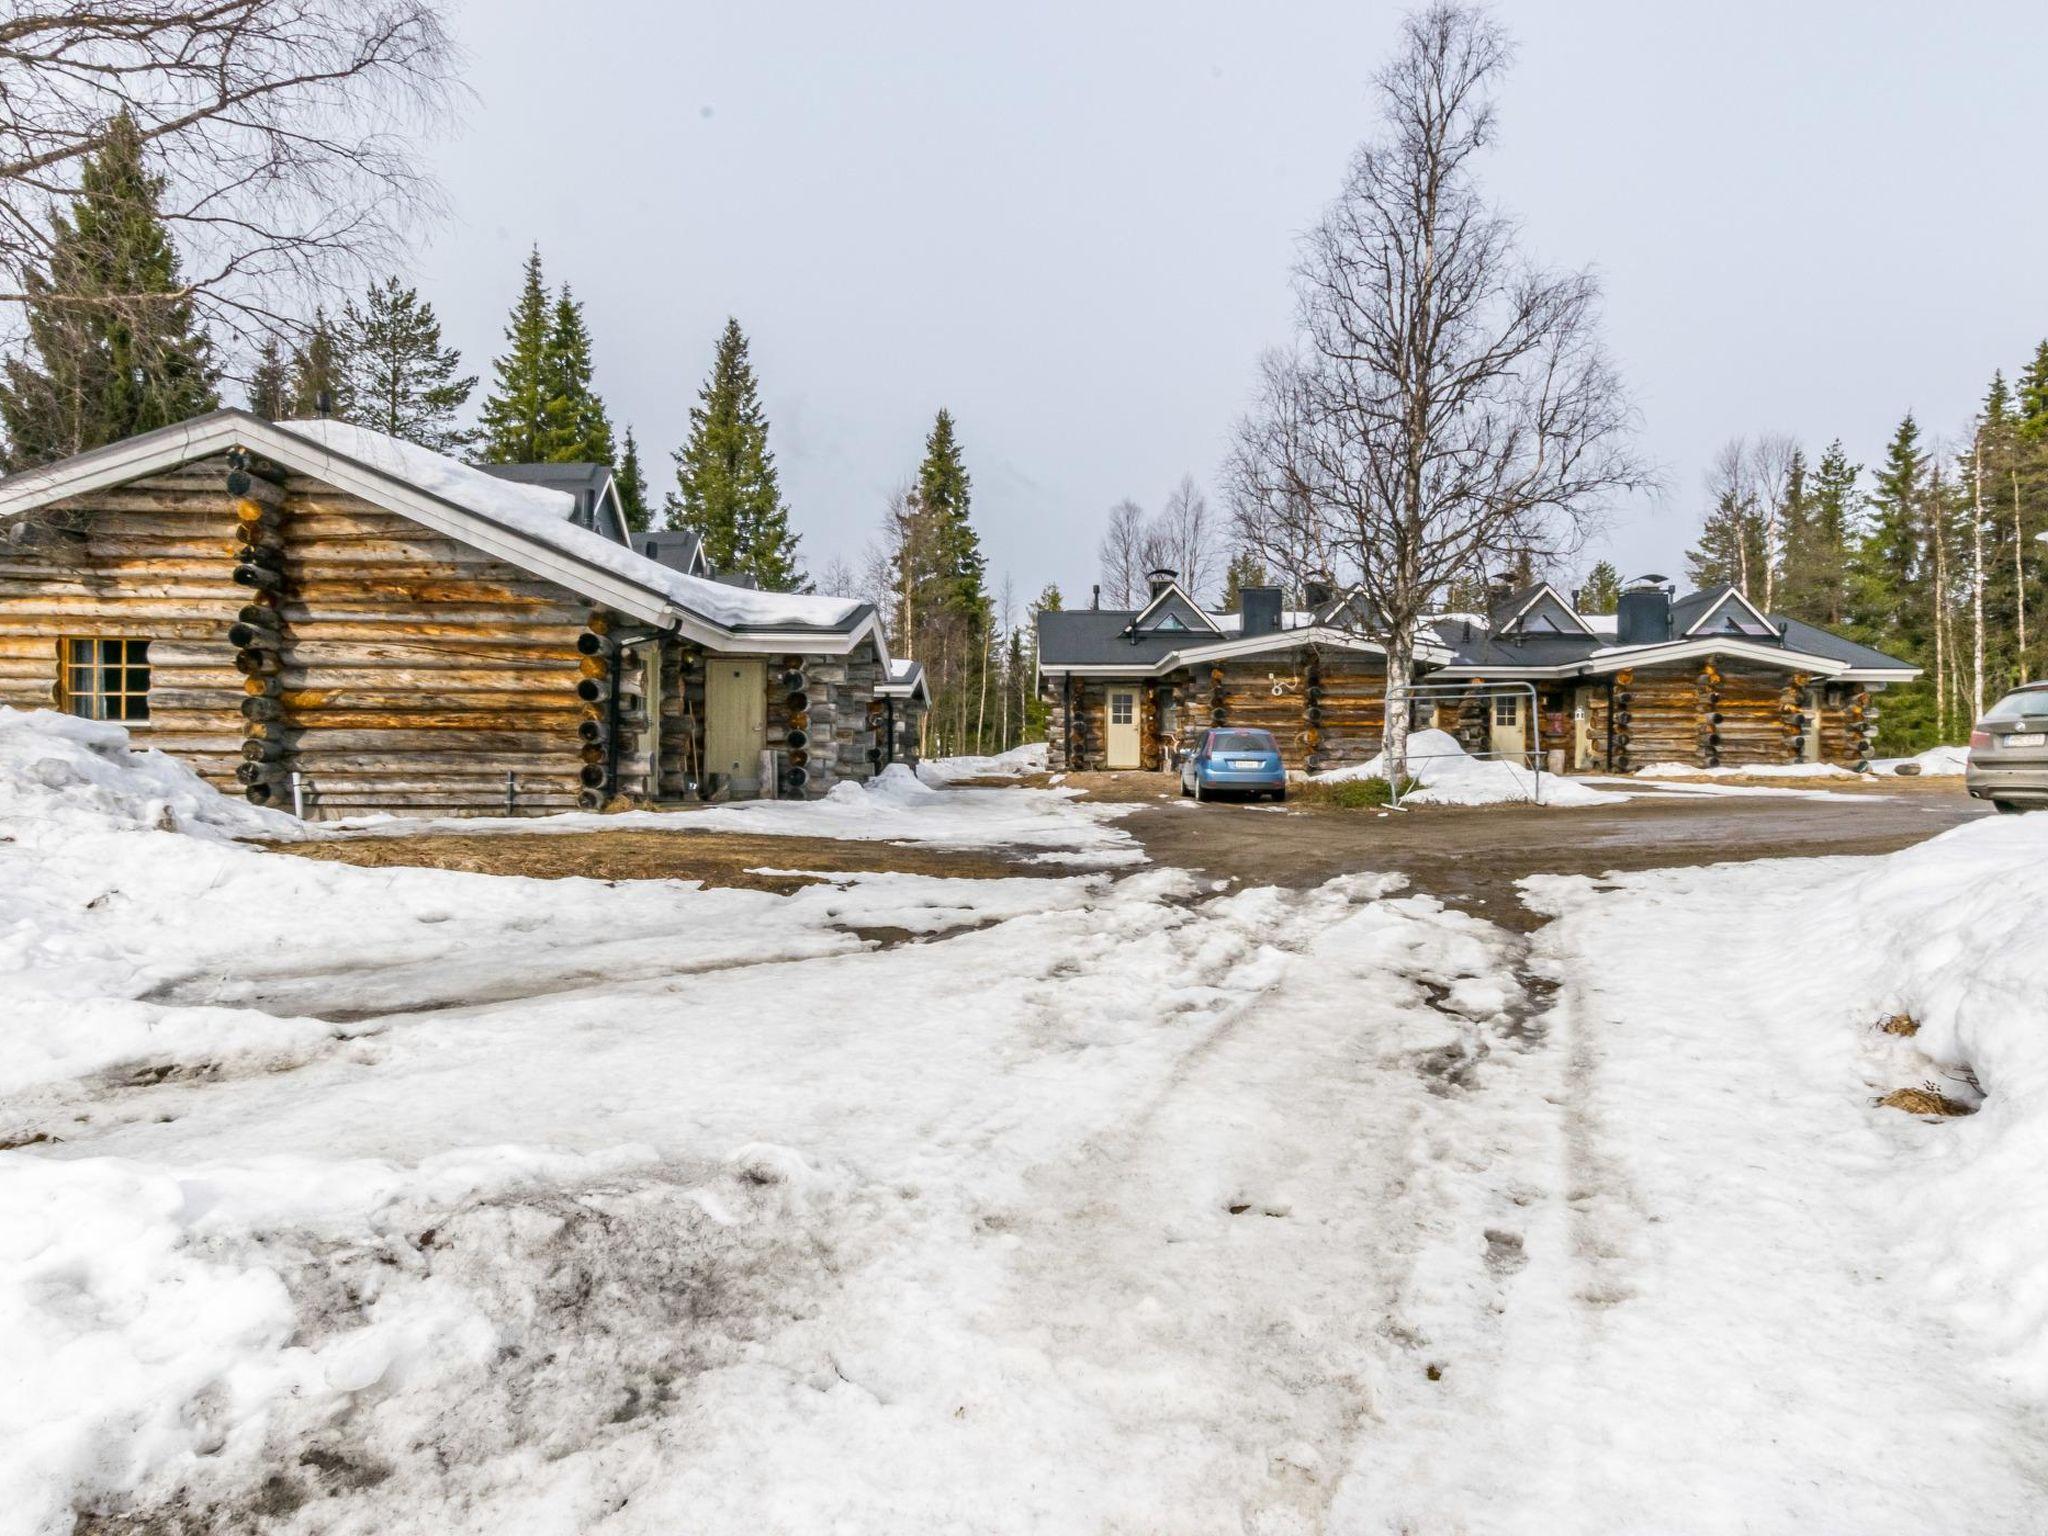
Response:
1682,586,1779,639
1129,579,1222,635
1501,582,1598,638
1434,634,1894,681
1040,623,1450,678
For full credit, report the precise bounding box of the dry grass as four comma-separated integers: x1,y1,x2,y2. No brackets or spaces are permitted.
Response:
1878,1084,1975,1118
266,829,1033,893
1878,1013,1921,1037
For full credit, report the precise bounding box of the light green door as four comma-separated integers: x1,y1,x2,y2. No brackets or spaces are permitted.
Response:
705,659,766,794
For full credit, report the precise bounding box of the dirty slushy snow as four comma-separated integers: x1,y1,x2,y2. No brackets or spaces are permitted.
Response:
3,708,2044,1533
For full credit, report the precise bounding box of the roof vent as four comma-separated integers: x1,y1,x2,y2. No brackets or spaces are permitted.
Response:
1146,567,1178,599
1302,576,1333,611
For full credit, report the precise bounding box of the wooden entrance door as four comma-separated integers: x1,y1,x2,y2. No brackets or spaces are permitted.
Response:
705,659,766,794
1106,687,1141,768
1488,691,1526,764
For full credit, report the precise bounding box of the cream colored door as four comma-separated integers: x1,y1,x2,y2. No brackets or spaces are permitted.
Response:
1801,686,1824,763
1106,687,1141,768
1488,692,1526,764
705,659,766,794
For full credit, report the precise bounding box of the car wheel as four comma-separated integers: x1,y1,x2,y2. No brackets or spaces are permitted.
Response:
1272,788,1287,803
1194,778,1208,803
1995,799,2023,814
1180,774,1191,798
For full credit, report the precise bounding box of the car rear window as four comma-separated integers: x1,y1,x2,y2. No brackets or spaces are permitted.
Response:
1209,731,1277,752
1984,689,2048,722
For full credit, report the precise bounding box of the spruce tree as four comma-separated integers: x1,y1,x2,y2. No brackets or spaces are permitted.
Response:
1850,414,1929,654
286,308,352,419
245,338,290,420
478,248,557,462
1222,550,1268,611
0,109,218,469
1686,482,1766,593
668,318,804,587
1782,441,1858,627
616,427,653,533
907,409,992,751
340,276,477,452
1578,560,1621,614
543,285,613,463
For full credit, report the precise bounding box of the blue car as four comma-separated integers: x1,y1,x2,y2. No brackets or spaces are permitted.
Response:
1181,727,1288,802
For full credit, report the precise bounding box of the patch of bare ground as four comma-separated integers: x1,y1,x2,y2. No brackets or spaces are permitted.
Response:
264,829,1035,891
1879,1084,1977,1118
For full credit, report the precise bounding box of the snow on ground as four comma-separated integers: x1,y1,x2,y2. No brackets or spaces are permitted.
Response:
1872,744,1969,777
916,741,1048,784
5,706,2046,1532
1316,727,1628,807
1633,758,1862,780
1348,816,2048,1530
314,760,1140,866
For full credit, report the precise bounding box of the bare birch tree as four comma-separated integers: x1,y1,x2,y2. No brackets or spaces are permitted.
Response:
1150,474,1221,601
1227,2,1644,777
0,1,461,343
1097,496,1148,607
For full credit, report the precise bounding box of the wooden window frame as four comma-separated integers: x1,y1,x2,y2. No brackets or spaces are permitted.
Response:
1109,691,1135,726
61,636,152,723
1492,693,1519,726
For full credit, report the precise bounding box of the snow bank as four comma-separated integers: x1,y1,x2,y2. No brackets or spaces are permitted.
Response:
1314,727,1625,807
1872,744,1968,777
916,740,1048,784
1634,758,1861,781
0,707,295,845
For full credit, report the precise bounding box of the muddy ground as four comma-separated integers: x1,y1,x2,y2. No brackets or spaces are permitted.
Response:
272,827,1037,892
1069,770,1986,930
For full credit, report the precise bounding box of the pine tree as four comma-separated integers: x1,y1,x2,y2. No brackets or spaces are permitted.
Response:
1221,550,1268,611
478,249,557,462
0,109,218,469
1686,483,1766,594
668,318,803,587
615,427,652,533
286,308,351,419
542,285,613,463
1578,560,1621,614
245,338,290,420
340,276,477,452
1781,441,1858,627
1850,414,1928,649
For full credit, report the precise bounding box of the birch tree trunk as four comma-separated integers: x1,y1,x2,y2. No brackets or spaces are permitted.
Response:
1971,440,1987,723
1382,628,1414,786
1932,497,1949,739
2016,469,2029,668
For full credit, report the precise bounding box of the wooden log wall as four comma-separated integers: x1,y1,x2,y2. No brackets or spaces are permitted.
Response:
763,643,885,797
1046,678,1107,770
1610,665,1702,769
1172,649,1390,773
0,458,250,790
1704,662,1803,768
1602,661,1873,772
266,477,589,816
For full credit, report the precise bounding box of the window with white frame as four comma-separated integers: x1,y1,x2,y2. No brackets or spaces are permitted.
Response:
63,637,151,721
1493,693,1518,726
1110,692,1134,725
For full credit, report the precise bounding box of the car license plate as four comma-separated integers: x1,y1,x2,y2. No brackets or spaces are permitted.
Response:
2007,732,2046,748
1230,758,1265,769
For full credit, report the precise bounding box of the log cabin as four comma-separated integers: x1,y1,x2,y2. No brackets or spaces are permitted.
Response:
0,409,929,817
1035,570,1444,774
1426,577,1918,772
1037,571,1917,776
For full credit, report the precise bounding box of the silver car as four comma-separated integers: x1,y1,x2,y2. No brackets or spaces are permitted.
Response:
1967,682,2048,812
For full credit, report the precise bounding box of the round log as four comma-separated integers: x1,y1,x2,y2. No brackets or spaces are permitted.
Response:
576,677,609,704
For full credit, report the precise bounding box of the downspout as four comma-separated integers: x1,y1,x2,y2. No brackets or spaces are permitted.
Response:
1605,676,1616,771
1063,673,1074,769
885,697,897,766
603,639,623,799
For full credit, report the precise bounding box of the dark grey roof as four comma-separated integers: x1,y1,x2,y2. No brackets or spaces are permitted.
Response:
1431,615,1603,670
481,462,623,542
631,527,704,575
1486,582,1548,631
1771,615,1916,671
1037,608,1190,669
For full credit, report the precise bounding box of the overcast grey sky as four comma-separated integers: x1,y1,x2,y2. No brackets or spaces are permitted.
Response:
415,0,2048,604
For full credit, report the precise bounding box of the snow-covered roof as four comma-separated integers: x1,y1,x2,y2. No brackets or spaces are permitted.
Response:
276,420,866,635
0,409,879,652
